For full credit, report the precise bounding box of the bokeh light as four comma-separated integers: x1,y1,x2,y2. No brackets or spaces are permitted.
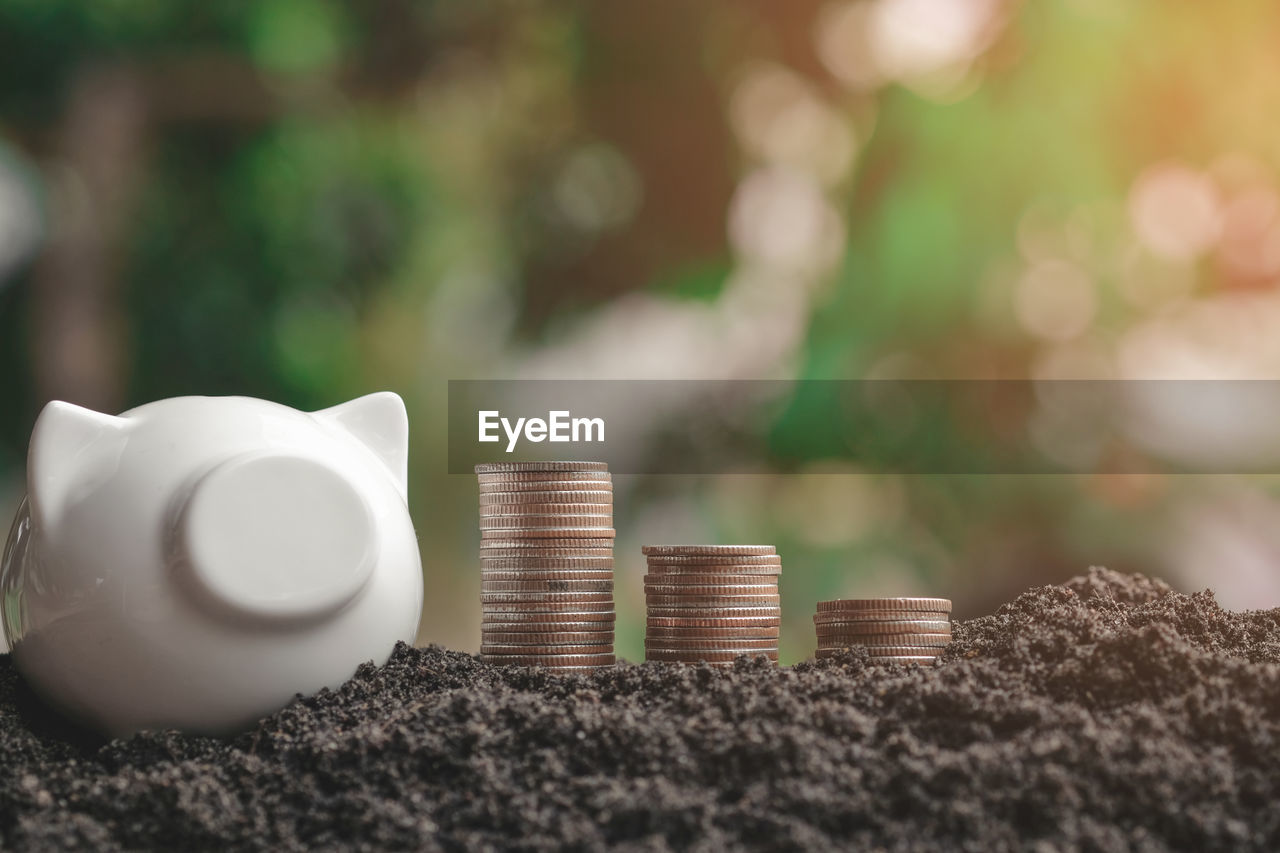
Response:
6,0,1280,660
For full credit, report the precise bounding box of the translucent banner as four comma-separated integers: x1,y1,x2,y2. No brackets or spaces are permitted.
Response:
447,380,1280,475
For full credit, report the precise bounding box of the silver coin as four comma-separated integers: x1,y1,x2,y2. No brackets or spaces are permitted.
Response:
475,461,609,474
645,606,781,617
645,625,780,640
644,555,782,566
482,601,615,613
480,653,617,666
481,644,614,656
815,597,952,614
479,503,614,517
813,610,950,624
643,584,778,597
812,619,952,634
641,574,780,585
480,592,614,604
481,617,616,630
480,527,617,538
481,570,614,582
644,638,779,651
481,627,616,640
645,594,780,607
642,545,776,557
481,579,614,593
479,491,614,505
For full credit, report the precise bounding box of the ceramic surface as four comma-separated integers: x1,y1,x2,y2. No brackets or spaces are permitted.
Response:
0,393,423,737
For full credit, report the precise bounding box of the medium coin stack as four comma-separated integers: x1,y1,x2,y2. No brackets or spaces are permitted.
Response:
476,462,616,670
813,597,952,664
642,545,781,665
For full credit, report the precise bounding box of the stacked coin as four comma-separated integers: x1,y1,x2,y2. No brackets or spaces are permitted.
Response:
813,597,952,664
476,462,616,670
642,545,781,665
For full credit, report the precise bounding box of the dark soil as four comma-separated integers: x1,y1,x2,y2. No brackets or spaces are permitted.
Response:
2,567,1279,851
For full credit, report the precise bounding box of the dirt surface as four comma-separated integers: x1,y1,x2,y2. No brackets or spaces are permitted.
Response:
1,567,1279,851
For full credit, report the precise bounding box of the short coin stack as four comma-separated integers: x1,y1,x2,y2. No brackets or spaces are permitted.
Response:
642,545,781,665
813,597,952,664
476,462,616,671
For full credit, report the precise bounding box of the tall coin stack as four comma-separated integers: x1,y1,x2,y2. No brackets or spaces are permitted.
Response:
476,462,616,671
813,597,952,664
642,545,781,665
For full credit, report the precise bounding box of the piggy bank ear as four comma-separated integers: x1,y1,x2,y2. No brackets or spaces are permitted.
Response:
314,392,409,499
28,401,130,531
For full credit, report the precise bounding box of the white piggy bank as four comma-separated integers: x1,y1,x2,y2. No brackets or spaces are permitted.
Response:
0,393,423,737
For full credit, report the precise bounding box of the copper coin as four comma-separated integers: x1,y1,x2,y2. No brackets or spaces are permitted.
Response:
643,584,777,596
645,625,780,640
643,570,780,580
815,597,952,614
817,633,952,648
642,545,776,557
481,612,616,624
481,570,614,582
481,556,615,568
481,620,616,633
482,579,614,593
641,574,780,586
481,591,613,603
482,601,615,614
819,622,952,635
861,644,948,656
646,606,781,617
481,644,614,656
645,638,779,652
480,513,612,527
645,649,778,663
645,594,780,607
481,537,615,548
482,553,615,562
480,631,615,645
480,548,615,560
645,567,782,579
813,611,949,625
475,462,609,474
480,503,614,517
813,619,951,633
644,554,782,566
480,653,617,666
480,527,616,539
646,616,782,629
479,489,613,504
540,665,616,672
818,633,952,649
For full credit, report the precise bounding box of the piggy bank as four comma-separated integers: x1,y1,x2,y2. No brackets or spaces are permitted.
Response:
0,393,423,737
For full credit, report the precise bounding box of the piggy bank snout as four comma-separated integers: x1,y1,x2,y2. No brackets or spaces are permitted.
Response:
177,452,379,621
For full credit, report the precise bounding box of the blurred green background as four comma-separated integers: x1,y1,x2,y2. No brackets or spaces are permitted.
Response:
3,0,1280,663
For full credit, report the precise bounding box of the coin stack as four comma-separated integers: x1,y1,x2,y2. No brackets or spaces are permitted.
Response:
642,545,781,665
476,462,616,671
813,597,952,664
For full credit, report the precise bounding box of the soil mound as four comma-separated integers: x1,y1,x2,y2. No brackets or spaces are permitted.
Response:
2,567,1278,850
